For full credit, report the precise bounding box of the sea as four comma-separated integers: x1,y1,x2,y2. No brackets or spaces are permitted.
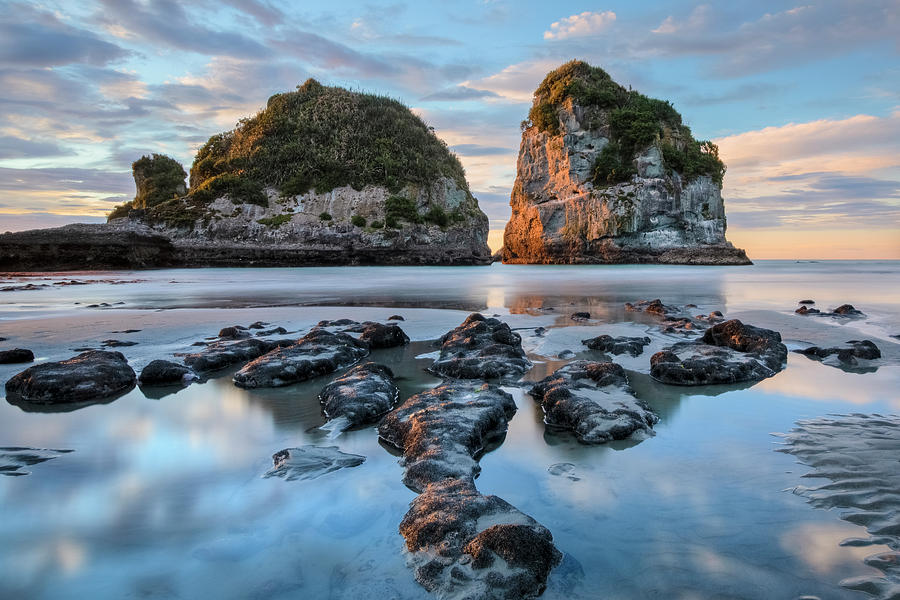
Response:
1,260,898,599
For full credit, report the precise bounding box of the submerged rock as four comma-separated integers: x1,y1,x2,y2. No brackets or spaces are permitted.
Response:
429,313,532,380
795,305,820,315
138,359,196,386
502,61,750,266
798,299,815,304
101,339,138,347
319,362,399,428
255,326,287,336
379,381,517,492
0,348,34,364
233,328,369,388
263,446,365,481
5,350,136,404
625,299,678,317
0,447,73,476
581,334,651,357
388,315,405,321
833,304,864,316
570,312,591,321
529,360,657,443
650,319,787,385
218,326,250,339
182,338,289,372
359,323,410,349
794,340,881,366
380,381,561,599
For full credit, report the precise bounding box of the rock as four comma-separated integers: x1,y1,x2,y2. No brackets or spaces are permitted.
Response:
794,340,881,366
795,306,820,315
0,223,176,271
5,350,136,404
625,299,677,316
218,326,250,339
0,447,73,476
359,323,409,349
380,381,560,598
570,312,590,321
557,350,576,359
833,304,864,316
263,446,365,481
101,339,138,347
317,318,358,328
798,299,815,304
388,315,405,321
429,313,532,380
233,328,369,388
319,362,399,428
502,61,750,266
182,338,289,372
548,463,579,481
0,348,34,364
111,329,142,334
138,360,195,386
379,381,517,491
248,321,269,329
255,326,288,336
650,319,787,385
529,361,657,443
581,334,651,357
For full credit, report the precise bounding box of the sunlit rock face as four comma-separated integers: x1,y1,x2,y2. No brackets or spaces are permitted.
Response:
503,61,751,265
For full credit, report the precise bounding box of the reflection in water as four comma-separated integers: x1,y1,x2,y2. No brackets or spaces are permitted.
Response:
0,261,898,599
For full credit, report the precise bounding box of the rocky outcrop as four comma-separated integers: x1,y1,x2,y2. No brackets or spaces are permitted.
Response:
233,328,369,388
379,381,561,598
581,335,651,356
5,350,136,404
182,338,290,373
503,61,750,265
650,319,787,385
359,323,409,349
0,223,176,271
529,361,658,443
430,313,532,380
319,362,399,428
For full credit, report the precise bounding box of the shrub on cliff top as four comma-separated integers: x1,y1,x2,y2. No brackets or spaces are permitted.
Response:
131,154,187,210
527,60,725,186
188,79,472,203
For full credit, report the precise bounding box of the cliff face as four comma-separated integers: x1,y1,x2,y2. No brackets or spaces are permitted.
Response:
503,62,750,265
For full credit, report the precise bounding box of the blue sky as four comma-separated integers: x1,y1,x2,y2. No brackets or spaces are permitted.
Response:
1,0,898,257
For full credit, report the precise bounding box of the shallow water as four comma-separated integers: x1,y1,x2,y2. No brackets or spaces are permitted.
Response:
1,261,899,599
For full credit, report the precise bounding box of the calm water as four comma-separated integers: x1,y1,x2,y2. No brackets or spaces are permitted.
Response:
1,261,898,599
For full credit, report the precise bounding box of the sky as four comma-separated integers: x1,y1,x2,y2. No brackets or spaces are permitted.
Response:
0,0,898,259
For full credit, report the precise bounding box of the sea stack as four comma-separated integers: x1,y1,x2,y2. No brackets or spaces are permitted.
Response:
0,80,491,270
503,61,750,265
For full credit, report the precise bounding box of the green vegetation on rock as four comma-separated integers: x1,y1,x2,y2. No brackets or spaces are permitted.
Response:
319,211,332,221
351,215,366,227
132,154,187,209
257,214,292,228
189,79,471,200
526,60,725,186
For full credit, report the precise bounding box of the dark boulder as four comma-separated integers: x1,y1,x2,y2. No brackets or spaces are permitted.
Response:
529,361,657,443
798,299,815,304
388,315,405,321
255,326,288,336
794,340,881,366
138,359,195,386
183,338,290,372
218,326,250,339
429,313,531,380
248,321,268,329
319,362,398,428
233,328,369,388
795,306,820,315
625,299,676,316
5,350,135,404
581,334,651,357
0,348,34,364
359,323,409,349
571,312,590,321
833,304,864,316
650,319,787,385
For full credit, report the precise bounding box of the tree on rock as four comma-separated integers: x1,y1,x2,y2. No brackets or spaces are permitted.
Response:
132,154,187,209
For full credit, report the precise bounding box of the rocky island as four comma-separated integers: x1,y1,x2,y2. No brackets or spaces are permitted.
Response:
502,61,751,265
0,80,491,270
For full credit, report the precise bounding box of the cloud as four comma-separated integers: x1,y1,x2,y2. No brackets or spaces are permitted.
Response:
0,135,72,159
450,144,514,156
94,0,270,59
221,0,284,27
544,11,617,41
715,112,900,230
421,86,500,102
461,59,560,103
651,5,711,35
0,3,129,67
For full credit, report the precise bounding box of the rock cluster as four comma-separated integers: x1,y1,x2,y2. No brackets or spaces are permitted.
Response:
581,334,651,357
5,350,136,405
429,313,531,380
795,340,881,366
650,319,787,385
529,360,657,443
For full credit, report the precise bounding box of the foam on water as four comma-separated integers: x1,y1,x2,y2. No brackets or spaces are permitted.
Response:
778,414,900,599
